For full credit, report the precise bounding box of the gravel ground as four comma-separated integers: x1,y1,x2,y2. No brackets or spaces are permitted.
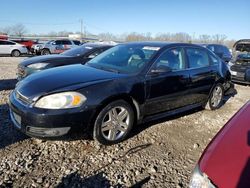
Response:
0,57,250,188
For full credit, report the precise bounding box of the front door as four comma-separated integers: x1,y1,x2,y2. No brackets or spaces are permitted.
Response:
144,47,191,116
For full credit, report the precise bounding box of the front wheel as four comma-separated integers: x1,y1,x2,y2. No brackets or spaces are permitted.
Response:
41,49,50,55
206,83,224,110
93,100,134,145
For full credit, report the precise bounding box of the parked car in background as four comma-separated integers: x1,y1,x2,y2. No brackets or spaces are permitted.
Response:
9,42,233,145
190,74,250,188
228,39,250,84
203,44,232,63
36,39,81,55
12,39,37,52
0,39,28,57
17,43,113,80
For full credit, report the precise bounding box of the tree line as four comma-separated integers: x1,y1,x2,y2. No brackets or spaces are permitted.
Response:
0,24,236,48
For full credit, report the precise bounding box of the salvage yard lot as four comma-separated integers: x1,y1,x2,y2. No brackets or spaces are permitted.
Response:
0,57,250,187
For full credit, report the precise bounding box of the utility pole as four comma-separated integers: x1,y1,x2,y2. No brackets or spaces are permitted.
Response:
80,19,83,42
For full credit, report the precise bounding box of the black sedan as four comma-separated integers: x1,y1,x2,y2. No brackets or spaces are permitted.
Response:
9,42,232,145
17,43,113,80
203,44,232,63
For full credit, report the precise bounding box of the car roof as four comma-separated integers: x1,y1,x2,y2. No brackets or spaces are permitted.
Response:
120,41,203,49
82,42,114,48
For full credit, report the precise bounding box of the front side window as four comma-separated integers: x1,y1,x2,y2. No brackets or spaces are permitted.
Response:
87,44,160,74
153,48,185,71
186,48,209,68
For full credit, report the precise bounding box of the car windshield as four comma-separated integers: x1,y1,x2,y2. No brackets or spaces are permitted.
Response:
61,45,94,56
86,44,160,74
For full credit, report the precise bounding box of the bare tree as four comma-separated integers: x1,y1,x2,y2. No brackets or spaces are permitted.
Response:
98,32,117,41
199,34,211,43
12,24,27,37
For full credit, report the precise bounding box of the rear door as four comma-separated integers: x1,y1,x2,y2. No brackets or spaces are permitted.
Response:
186,47,217,104
61,40,73,51
144,47,191,115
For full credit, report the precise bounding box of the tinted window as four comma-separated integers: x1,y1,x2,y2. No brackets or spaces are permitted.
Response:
5,41,15,45
61,40,72,45
208,52,220,65
0,41,4,45
154,48,185,71
61,45,94,56
73,40,81,45
187,48,209,68
87,44,160,74
55,40,62,45
88,48,106,58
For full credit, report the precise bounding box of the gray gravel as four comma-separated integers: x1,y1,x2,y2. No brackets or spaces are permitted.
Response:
0,57,250,187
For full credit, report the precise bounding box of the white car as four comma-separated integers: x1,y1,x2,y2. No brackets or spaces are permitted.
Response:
0,40,28,57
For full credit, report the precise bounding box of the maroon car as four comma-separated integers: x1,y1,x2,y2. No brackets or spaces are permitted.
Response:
190,99,250,187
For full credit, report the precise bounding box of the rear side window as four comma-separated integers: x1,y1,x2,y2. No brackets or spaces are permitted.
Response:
55,40,62,45
73,40,81,45
186,48,209,68
209,52,220,65
154,47,185,71
61,40,72,45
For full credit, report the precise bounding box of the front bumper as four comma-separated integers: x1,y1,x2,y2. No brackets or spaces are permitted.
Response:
231,73,250,84
8,91,95,138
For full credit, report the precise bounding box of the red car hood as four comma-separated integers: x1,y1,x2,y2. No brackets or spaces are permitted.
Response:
199,101,250,188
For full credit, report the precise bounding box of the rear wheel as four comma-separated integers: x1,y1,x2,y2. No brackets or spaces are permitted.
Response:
93,100,134,145
11,50,21,57
206,83,224,110
41,49,50,55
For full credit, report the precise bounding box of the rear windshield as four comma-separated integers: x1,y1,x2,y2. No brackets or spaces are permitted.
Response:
61,45,94,56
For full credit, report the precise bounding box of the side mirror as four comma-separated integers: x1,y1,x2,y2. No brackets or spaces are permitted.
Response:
245,69,250,82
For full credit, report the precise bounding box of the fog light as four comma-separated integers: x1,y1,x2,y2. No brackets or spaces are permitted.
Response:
27,126,71,137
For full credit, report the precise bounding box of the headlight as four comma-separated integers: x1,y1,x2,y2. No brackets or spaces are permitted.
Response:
189,166,216,188
228,61,234,67
34,92,86,109
28,63,49,69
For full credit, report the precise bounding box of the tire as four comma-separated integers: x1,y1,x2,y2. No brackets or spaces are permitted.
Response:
41,49,50,55
93,100,134,145
205,83,224,110
11,50,21,57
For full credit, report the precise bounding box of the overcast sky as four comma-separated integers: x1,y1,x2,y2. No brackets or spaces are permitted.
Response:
0,0,249,40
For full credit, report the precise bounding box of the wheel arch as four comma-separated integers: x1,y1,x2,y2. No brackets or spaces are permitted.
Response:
89,94,140,131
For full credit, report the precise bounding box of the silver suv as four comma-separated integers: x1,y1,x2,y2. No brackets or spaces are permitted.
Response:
37,39,81,55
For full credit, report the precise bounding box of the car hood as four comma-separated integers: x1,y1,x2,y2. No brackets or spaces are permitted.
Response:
20,54,72,66
199,101,250,188
16,64,124,100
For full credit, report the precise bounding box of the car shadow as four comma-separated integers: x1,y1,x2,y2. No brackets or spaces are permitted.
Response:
0,78,17,91
128,106,203,140
0,104,29,149
56,171,151,188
